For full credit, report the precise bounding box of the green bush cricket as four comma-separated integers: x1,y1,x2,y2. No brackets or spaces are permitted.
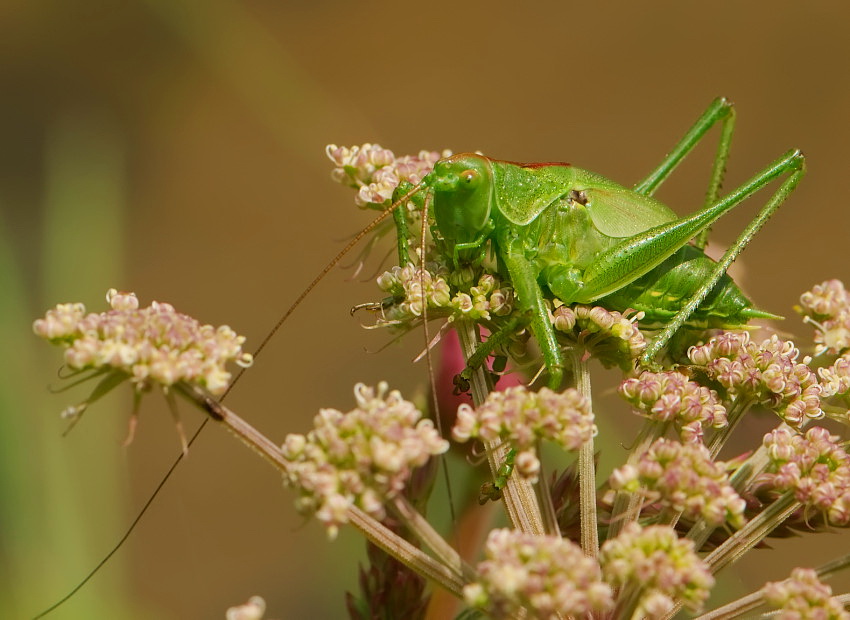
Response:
379,97,803,389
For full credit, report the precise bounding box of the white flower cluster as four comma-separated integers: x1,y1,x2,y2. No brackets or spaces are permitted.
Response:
610,438,746,527
689,332,823,426
281,383,448,539
552,304,646,369
453,385,595,483
33,289,252,395
762,568,850,619
464,528,613,619
326,143,450,208
599,523,714,617
377,266,513,323
760,426,850,525
798,279,850,356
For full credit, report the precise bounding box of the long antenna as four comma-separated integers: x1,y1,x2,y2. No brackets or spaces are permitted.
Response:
236,186,422,366
418,191,458,527
32,184,424,618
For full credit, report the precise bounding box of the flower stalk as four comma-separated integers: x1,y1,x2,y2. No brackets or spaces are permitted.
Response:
569,347,599,557
178,381,470,598
455,319,546,536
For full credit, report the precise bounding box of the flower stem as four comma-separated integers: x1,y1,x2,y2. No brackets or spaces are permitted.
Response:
694,553,850,619
347,506,466,599
661,493,799,620
391,496,476,582
568,348,599,557
607,419,666,540
176,383,468,598
455,320,545,536
693,590,765,619
536,454,561,537
706,397,752,459
686,422,785,550
816,552,850,581
704,492,798,575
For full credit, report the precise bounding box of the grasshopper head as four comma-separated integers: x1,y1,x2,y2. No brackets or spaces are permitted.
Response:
427,154,494,245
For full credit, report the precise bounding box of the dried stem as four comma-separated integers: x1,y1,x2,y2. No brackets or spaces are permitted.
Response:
706,397,752,459
391,496,476,582
455,320,545,535
607,419,666,540
568,348,599,558
816,552,850,581
704,492,798,574
695,553,850,619
176,382,468,599
694,590,765,620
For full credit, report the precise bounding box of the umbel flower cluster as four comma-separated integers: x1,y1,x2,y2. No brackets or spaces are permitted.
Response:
281,383,448,539
32,143,850,619
33,289,253,447
34,288,253,396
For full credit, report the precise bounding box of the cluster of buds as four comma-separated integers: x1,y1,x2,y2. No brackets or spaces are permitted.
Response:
452,385,595,482
688,332,823,426
463,529,614,618
598,523,714,617
326,143,450,208
759,426,850,525
610,438,746,527
552,304,646,369
280,383,448,539
619,370,727,443
33,289,253,396
376,264,452,319
376,265,513,324
797,279,850,356
762,568,850,618
820,355,850,399
449,273,513,321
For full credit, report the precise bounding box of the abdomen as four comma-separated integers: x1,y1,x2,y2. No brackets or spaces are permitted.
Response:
598,245,756,327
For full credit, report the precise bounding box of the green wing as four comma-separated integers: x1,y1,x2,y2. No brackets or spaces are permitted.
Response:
491,160,677,237
579,172,678,238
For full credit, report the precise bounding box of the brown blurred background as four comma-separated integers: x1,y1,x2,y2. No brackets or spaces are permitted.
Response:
3,1,850,618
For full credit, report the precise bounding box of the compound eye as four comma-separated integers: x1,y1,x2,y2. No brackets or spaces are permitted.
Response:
460,169,480,186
